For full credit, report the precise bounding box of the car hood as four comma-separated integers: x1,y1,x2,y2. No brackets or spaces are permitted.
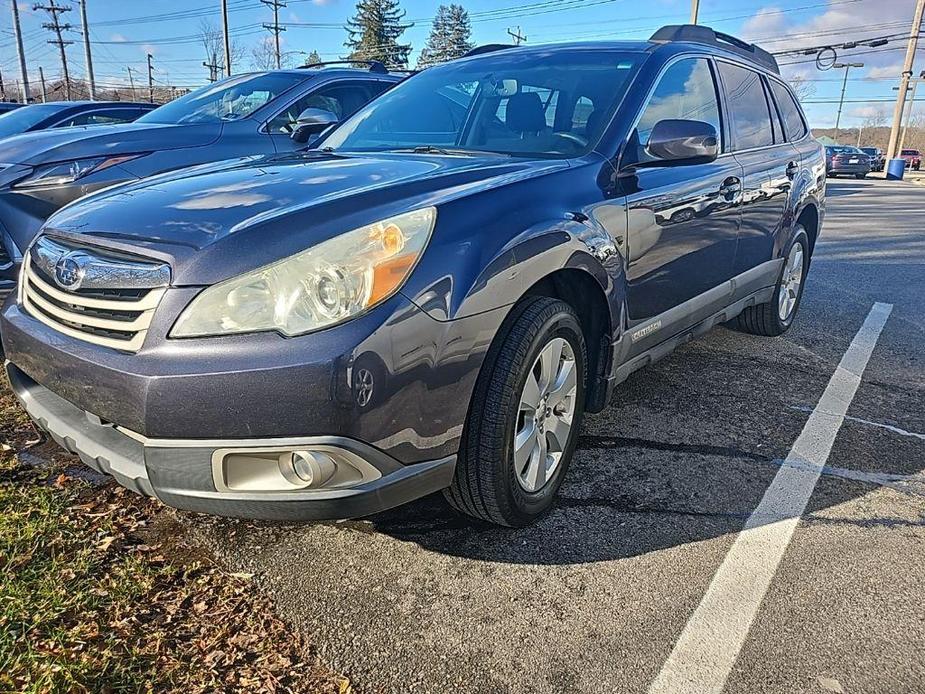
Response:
0,121,222,166
44,150,569,285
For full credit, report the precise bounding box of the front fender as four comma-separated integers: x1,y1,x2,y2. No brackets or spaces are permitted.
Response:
402,215,625,332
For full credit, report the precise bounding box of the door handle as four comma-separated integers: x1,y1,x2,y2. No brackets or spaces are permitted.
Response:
719,176,741,198
786,161,799,179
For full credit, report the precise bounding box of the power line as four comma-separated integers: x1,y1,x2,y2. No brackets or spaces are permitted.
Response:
146,52,154,103
260,0,286,70
34,0,74,100
11,0,31,102
78,0,96,99
507,26,526,45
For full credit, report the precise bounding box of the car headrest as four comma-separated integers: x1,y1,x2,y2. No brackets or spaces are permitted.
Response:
506,91,547,134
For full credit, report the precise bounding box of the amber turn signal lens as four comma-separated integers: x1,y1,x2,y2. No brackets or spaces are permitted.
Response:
368,254,416,305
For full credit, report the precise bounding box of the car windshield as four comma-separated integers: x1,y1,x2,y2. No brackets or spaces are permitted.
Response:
0,103,71,138
323,50,643,158
827,146,861,154
137,72,307,125
860,148,878,155
901,149,919,155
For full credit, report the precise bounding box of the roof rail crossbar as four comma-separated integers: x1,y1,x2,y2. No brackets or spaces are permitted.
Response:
463,44,516,58
649,24,779,74
300,60,388,74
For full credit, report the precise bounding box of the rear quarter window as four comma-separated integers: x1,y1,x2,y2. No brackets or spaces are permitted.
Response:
768,80,808,142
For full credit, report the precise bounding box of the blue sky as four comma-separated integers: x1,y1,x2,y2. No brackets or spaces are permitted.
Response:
2,0,923,129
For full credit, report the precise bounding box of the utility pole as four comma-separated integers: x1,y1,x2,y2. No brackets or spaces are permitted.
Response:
0,69,4,101
690,0,700,24
39,66,47,102
222,0,232,77
78,0,96,99
506,26,526,45
856,124,863,148
34,0,74,101
203,51,221,82
899,71,925,153
146,52,154,103
886,0,925,162
260,0,286,70
833,62,864,143
126,66,137,99
11,0,31,103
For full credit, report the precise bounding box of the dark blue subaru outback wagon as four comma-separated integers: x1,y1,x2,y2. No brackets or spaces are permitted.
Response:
3,25,825,526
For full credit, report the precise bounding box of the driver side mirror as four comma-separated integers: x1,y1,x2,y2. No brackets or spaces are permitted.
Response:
645,119,719,165
291,108,339,144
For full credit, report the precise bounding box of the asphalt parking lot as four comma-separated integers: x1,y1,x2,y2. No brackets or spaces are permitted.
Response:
184,178,925,694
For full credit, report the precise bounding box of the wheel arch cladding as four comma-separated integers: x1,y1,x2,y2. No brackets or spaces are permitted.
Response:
796,203,820,255
521,268,612,413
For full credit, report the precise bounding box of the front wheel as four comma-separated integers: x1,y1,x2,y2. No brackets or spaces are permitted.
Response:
855,173,867,179
444,297,586,527
734,229,809,337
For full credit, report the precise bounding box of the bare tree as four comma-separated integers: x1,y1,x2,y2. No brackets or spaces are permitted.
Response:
199,20,244,79
250,36,294,70
862,107,887,131
788,74,816,103
249,40,320,70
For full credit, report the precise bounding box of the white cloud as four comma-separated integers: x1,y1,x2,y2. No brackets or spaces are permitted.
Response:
741,7,788,41
867,63,906,79
110,33,128,43
848,104,888,119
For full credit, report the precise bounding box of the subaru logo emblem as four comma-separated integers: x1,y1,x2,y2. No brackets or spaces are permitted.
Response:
53,252,86,290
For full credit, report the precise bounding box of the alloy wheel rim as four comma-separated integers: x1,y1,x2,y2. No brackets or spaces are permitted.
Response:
778,243,804,321
355,368,374,407
513,337,578,493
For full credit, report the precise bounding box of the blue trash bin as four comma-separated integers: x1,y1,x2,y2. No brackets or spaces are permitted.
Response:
886,158,906,180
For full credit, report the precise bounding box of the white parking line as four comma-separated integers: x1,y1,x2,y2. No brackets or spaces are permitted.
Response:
648,302,893,694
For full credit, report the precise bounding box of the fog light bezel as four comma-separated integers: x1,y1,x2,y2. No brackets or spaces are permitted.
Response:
211,444,381,493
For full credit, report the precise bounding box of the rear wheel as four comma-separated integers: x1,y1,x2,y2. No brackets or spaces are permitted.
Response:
444,297,586,527
734,229,808,337
855,173,867,179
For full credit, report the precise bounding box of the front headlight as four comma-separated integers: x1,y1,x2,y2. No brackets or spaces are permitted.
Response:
13,154,146,188
171,207,436,338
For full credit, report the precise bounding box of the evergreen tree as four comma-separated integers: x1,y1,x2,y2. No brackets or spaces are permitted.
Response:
304,49,322,65
344,0,412,69
418,4,473,68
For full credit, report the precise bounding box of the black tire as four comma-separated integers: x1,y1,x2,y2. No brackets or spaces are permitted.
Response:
855,173,866,179
444,297,586,527
734,228,809,337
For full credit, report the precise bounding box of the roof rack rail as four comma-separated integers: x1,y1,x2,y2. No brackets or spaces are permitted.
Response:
649,24,779,74
463,44,516,58
300,60,388,74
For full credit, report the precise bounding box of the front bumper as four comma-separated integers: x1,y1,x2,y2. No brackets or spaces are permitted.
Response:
9,364,455,520
1,290,489,464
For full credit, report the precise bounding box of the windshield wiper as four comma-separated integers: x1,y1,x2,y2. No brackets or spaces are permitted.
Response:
388,146,510,157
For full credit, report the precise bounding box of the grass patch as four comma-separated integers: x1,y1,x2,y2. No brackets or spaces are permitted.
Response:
0,388,350,693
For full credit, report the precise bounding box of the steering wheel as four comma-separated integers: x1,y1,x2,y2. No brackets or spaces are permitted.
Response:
555,132,589,148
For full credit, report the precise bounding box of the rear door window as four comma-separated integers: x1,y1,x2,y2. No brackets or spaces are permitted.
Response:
718,62,774,150
768,80,808,141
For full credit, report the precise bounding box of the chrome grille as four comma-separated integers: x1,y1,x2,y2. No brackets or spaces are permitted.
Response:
21,237,169,353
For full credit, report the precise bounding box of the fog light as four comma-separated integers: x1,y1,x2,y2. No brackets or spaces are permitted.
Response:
280,450,337,488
